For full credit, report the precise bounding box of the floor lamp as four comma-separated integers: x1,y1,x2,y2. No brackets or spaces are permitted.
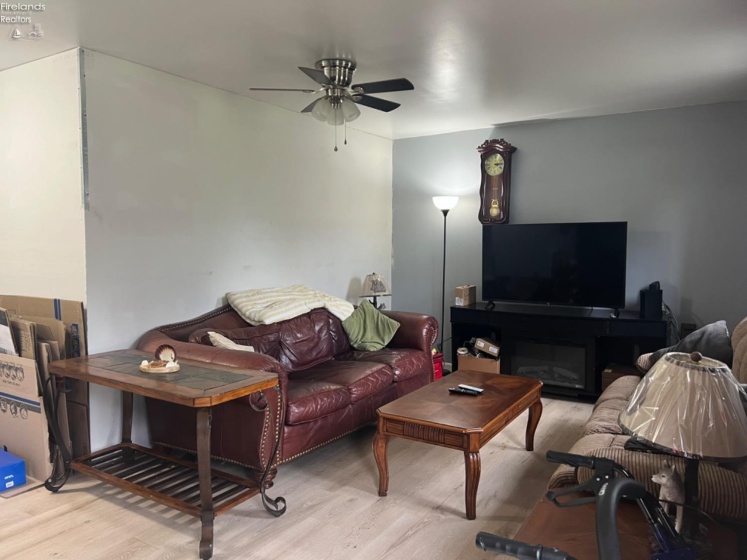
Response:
432,196,459,354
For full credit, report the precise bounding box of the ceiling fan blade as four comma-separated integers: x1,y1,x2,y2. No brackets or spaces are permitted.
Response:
301,98,323,113
298,66,331,86
352,78,414,94
354,95,401,113
250,87,317,93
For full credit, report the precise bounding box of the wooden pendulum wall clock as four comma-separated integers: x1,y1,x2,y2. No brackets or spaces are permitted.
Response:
478,139,517,225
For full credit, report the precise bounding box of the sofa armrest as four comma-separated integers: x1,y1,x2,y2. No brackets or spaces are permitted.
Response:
138,329,288,392
381,310,438,353
580,448,747,523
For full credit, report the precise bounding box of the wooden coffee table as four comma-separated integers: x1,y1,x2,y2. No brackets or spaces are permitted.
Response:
49,350,285,559
373,370,542,519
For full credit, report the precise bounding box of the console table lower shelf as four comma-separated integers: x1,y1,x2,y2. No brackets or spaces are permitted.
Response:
72,443,262,518
49,350,287,560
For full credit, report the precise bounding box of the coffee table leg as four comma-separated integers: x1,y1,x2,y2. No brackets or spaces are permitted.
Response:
525,400,543,452
464,451,481,520
197,407,214,560
373,430,390,497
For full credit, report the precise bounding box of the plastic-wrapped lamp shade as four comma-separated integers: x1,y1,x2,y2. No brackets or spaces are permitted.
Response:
619,352,747,461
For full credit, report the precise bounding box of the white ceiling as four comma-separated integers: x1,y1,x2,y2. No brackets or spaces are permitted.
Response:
3,0,747,139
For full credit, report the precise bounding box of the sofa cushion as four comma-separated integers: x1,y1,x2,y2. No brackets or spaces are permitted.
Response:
285,380,350,425
291,360,394,403
645,320,733,371
584,399,627,436
207,331,255,352
342,300,400,351
189,324,281,358
595,375,640,406
548,433,630,489
274,309,338,371
336,348,430,383
580,448,747,522
635,352,654,373
733,318,747,383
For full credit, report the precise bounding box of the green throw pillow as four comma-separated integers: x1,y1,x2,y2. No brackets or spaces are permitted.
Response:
342,299,400,351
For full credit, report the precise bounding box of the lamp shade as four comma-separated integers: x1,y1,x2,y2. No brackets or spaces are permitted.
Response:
432,196,459,211
619,352,747,461
361,273,391,297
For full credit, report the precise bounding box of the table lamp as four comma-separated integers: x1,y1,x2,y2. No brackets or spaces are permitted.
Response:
619,352,747,540
361,273,391,309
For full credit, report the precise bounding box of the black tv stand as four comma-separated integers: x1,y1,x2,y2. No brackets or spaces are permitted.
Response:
450,302,667,397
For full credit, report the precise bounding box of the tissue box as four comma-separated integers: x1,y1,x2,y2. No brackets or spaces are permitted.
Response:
454,285,476,307
0,450,26,492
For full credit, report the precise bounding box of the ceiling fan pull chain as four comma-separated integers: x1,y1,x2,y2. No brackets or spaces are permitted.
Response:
344,121,348,146
334,123,338,152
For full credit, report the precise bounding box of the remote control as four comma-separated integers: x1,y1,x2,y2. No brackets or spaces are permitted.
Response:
458,384,484,393
449,386,480,396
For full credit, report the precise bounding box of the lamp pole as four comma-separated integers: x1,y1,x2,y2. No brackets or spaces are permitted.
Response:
432,196,458,357
439,208,449,353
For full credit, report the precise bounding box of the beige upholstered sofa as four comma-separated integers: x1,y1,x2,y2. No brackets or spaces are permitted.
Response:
548,317,747,523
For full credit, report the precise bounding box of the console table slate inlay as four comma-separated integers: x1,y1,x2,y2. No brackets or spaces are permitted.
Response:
49,350,286,560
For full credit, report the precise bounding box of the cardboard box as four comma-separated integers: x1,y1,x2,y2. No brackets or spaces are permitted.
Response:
474,338,500,358
0,296,86,357
0,354,52,480
455,285,476,307
0,295,89,458
457,354,501,374
0,450,26,492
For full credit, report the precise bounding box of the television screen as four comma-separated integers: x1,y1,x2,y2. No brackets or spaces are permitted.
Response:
482,222,627,308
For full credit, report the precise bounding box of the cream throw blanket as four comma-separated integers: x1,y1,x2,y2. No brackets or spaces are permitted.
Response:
227,285,354,326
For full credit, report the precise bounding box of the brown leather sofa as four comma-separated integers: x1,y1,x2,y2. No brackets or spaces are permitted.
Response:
138,305,438,481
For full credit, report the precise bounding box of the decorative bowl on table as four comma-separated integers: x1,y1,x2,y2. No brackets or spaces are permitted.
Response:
139,344,180,373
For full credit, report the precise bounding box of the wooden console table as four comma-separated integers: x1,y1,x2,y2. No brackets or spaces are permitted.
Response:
49,350,285,559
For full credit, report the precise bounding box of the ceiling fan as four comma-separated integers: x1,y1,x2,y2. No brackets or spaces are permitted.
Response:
250,58,414,150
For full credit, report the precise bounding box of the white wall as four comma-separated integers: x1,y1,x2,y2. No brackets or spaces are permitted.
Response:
82,51,393,448
0,50,86,302
393,101,747,359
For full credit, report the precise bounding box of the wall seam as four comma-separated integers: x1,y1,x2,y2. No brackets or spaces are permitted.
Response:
78,48,90,210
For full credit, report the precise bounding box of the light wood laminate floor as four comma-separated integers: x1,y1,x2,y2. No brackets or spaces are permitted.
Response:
0,397,592,560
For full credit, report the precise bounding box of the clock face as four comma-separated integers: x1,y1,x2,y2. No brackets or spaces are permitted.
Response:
484,153,505,177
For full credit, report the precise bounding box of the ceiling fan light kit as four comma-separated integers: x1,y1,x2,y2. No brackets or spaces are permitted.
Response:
251,58,414,151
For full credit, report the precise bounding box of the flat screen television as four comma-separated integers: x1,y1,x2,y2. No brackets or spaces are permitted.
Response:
482,222,627,309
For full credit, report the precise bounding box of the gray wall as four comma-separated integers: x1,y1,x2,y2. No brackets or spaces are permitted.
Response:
393,101,747,359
